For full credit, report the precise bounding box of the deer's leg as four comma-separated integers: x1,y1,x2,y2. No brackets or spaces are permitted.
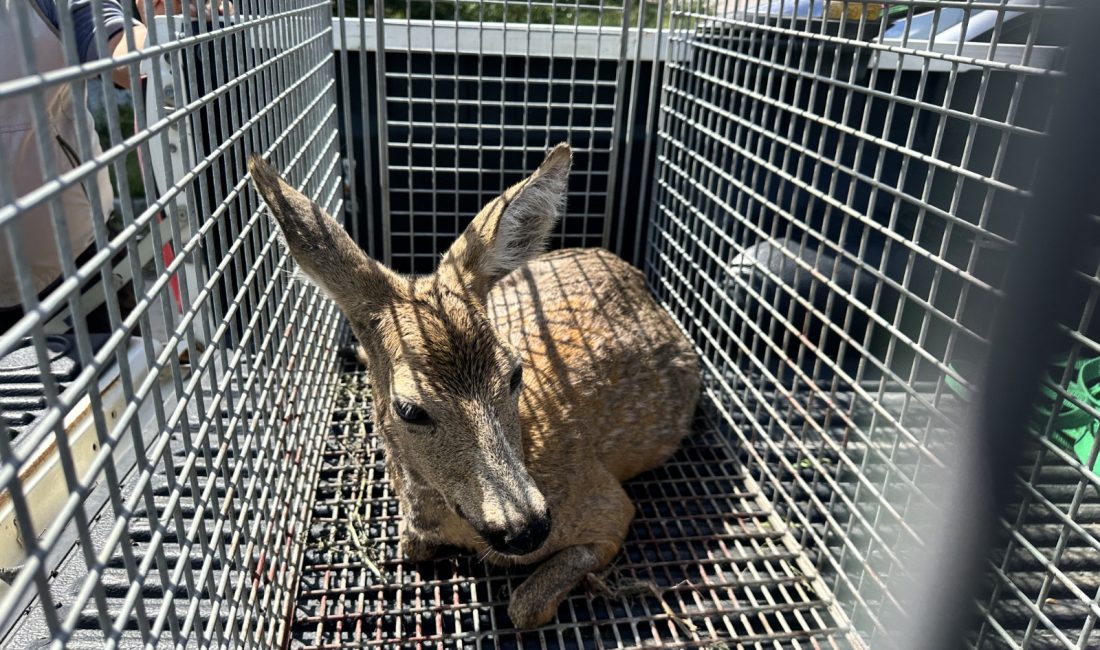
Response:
399,523,440,562
507,481,634,629
398,501,444,562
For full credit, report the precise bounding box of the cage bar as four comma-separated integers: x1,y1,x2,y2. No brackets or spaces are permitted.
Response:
0,1,1096,648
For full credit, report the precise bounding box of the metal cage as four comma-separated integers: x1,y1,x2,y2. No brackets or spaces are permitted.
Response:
0,1,1096,648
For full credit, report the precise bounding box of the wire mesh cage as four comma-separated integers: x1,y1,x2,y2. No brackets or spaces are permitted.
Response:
0,1,1097,649
0,1,345,646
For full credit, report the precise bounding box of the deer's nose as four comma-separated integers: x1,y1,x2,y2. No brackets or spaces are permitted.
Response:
486,512,551,556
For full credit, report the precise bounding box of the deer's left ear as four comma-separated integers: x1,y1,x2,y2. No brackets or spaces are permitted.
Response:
438,143,571,299
249,156,401,316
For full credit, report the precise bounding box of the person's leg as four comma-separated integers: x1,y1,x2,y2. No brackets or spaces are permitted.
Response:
79,240,140,335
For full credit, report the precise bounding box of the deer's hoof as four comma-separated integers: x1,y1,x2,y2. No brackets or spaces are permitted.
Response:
507,589,558,629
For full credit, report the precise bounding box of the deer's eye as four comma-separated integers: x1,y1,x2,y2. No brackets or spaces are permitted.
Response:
509,365,523,393
394,400,431,425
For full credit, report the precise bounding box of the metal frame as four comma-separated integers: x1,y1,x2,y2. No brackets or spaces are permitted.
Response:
1,1,345,646
337,1,671,272
1,1,1097,648
646,1,1096,648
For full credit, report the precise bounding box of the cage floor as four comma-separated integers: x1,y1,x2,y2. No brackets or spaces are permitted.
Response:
723,371,1100,649
4,380,277,649
290,361,857,649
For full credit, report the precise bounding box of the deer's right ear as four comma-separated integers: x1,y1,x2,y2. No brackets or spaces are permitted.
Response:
249,156,399,314
438,143,571,299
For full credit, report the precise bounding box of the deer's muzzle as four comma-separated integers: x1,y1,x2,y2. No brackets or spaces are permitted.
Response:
481,511,552,556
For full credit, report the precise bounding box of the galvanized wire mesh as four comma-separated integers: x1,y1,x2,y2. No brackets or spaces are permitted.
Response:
2,1,1098,649
0,1,345,646
645,1,1097,648
334,0,669,272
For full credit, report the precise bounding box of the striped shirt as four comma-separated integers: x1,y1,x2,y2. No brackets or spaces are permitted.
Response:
32,0,134,63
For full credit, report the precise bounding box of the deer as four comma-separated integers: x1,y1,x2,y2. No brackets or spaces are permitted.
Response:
248,143,700,629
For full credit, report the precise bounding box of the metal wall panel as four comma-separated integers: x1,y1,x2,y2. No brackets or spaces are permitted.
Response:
336,1,670,273
0,2,344,646
2,1,1097,648
646,1,1096,648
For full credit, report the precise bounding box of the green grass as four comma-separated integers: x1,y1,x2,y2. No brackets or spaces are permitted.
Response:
92,98,146,202
333,0,671,28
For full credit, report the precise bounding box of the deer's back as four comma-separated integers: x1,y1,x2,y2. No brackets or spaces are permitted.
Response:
487,248,700,483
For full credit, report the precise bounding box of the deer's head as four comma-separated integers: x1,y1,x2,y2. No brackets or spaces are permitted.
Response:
249,145,571,556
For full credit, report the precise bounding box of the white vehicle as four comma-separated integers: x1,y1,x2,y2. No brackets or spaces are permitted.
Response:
874,1,1070,72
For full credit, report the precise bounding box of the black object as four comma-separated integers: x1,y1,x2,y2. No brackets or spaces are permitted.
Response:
726,235,905,379
0,333,109,448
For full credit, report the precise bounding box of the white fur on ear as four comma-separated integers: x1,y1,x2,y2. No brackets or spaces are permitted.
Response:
437,143,573,297
490,175,567,275
485,143,572,279
249,155,400,314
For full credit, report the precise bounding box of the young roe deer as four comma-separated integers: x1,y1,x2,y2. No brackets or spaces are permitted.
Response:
249,144,700,628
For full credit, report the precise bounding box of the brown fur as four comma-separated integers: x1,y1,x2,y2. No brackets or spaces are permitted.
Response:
248,144,700,629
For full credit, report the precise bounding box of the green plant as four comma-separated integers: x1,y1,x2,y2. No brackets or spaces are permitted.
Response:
333,0,667,28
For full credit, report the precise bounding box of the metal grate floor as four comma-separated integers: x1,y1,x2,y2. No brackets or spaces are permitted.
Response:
3,382,307,649
291,357,857,649
713,371,1100,649
977,455,1100,649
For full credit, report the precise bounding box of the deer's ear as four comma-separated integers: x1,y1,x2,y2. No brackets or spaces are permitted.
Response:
438,143,571,298
249,156,400,316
